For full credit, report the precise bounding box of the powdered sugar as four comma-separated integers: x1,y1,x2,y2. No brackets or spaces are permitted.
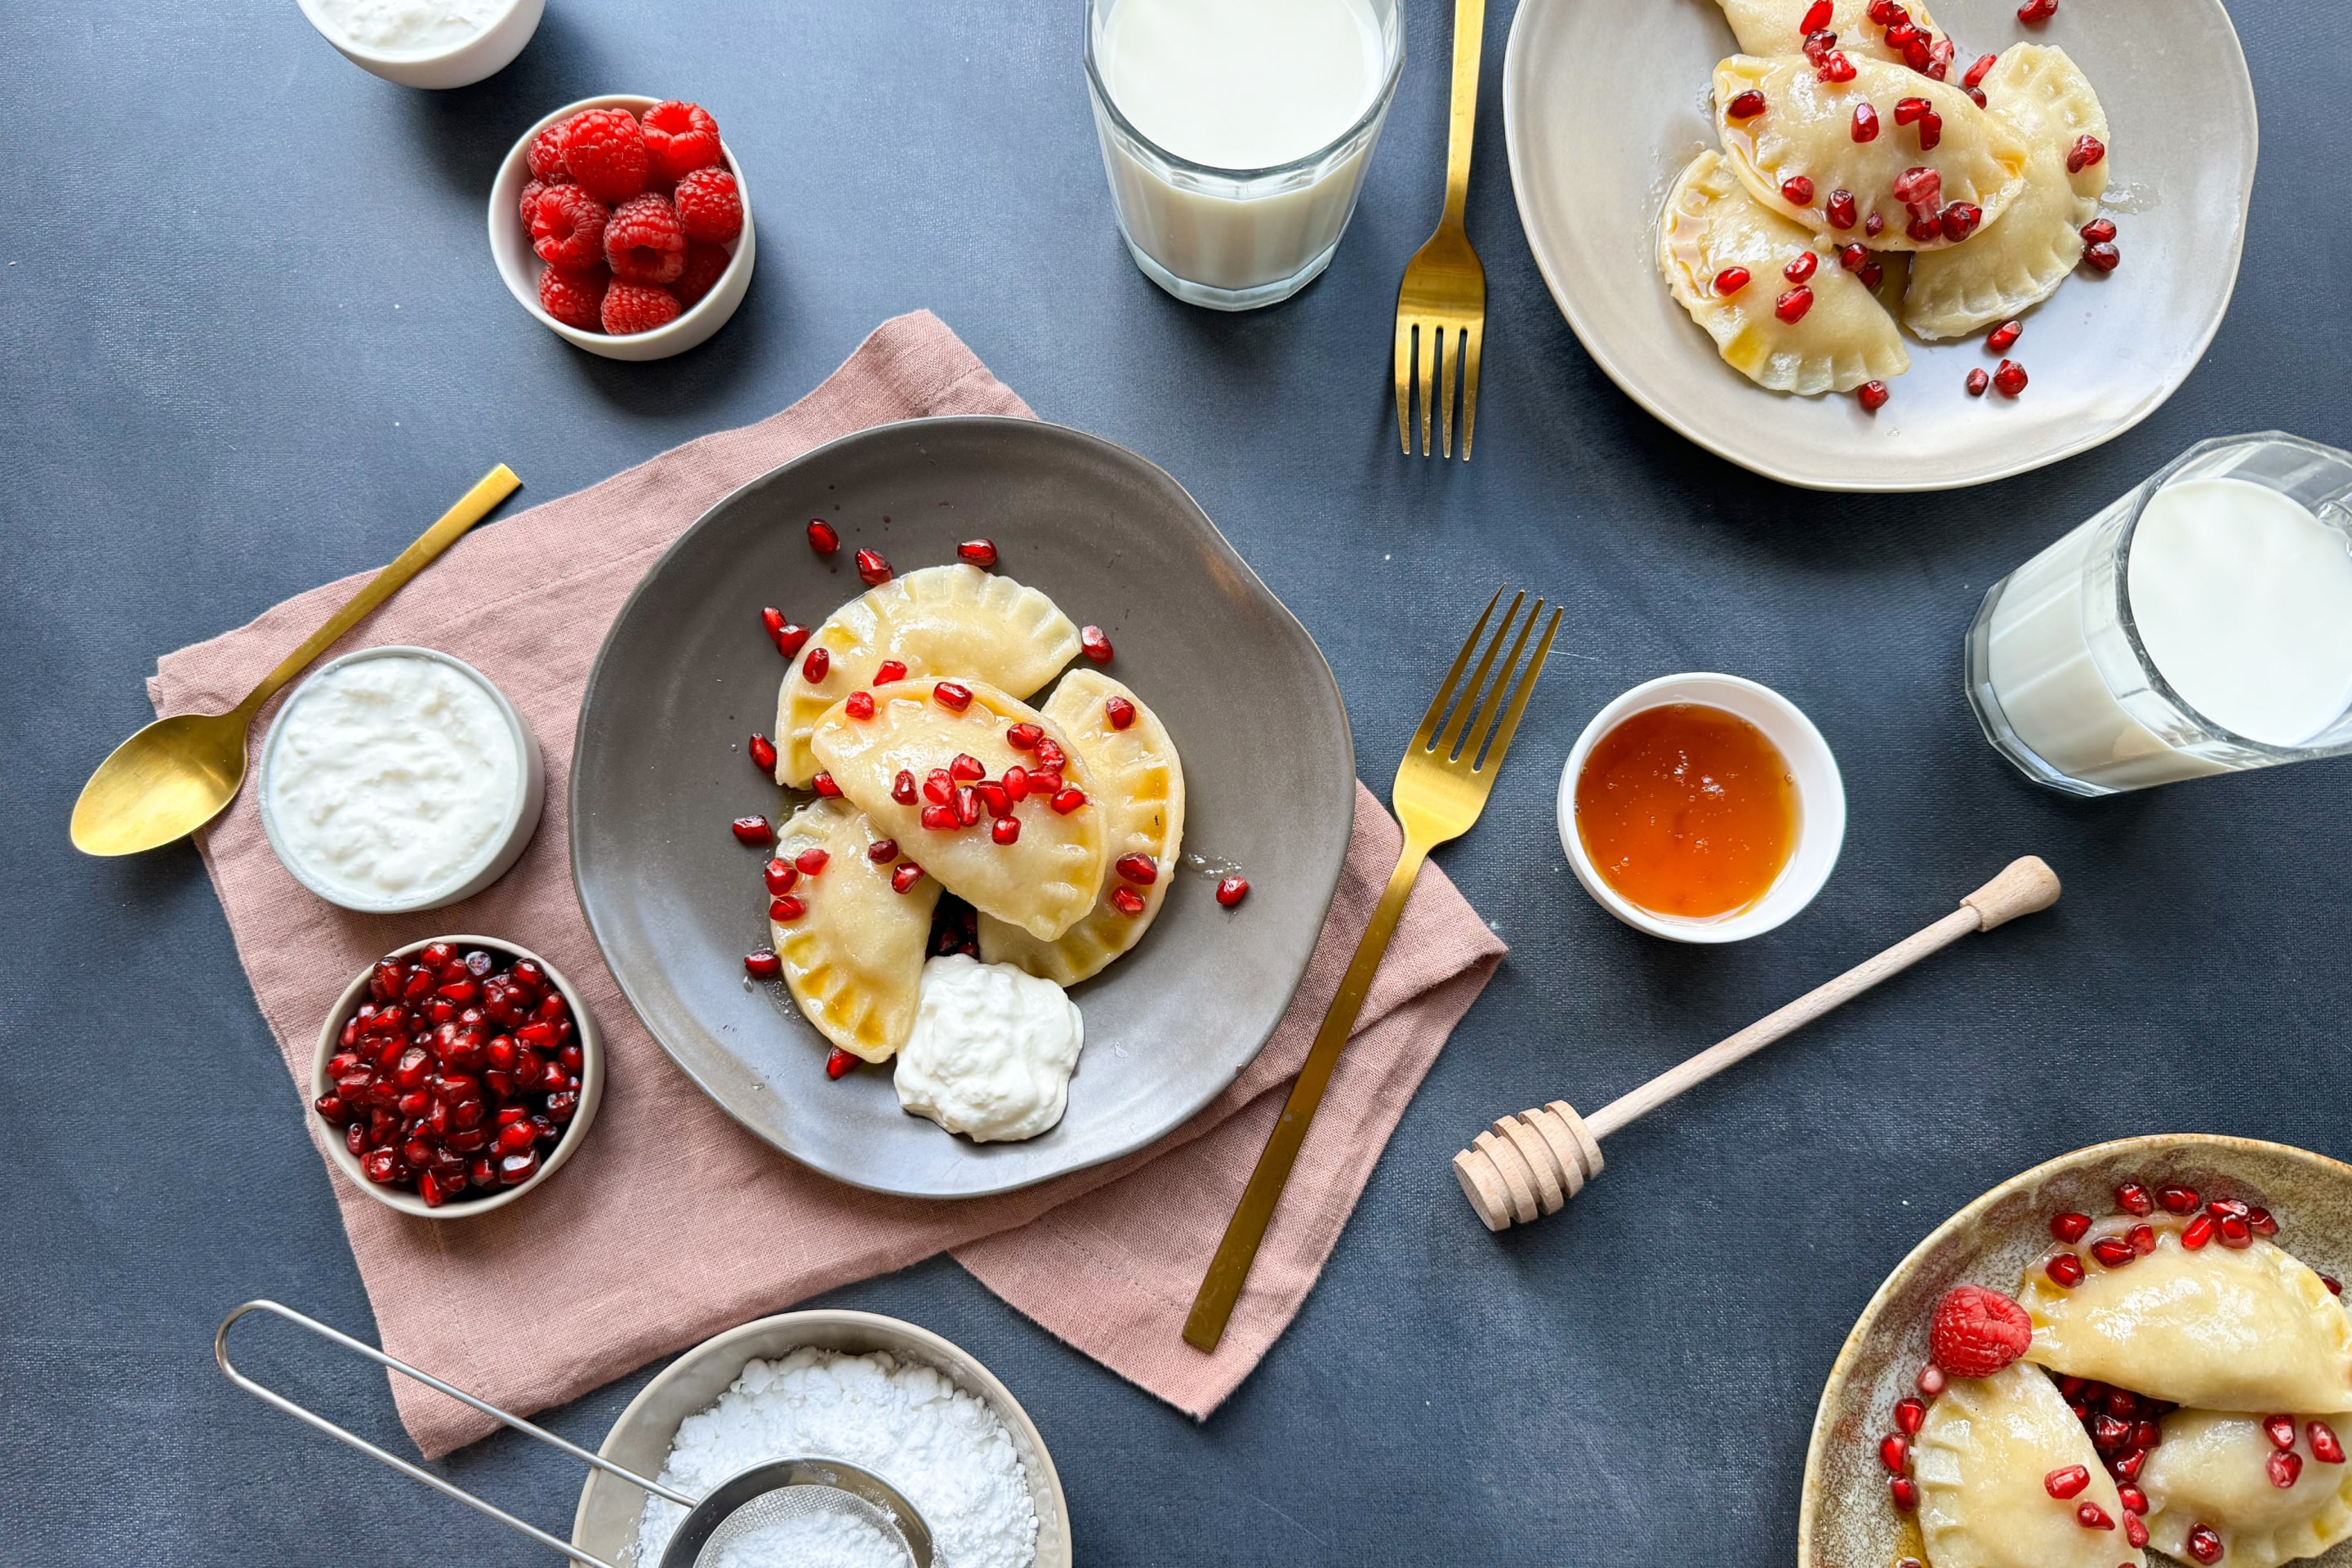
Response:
635,1348,1039,1568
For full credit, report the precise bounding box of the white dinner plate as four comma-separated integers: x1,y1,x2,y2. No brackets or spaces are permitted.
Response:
1502,0,2257,492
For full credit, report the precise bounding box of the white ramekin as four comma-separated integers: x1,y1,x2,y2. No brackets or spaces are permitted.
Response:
1556,672,1846,944
294,0,543,90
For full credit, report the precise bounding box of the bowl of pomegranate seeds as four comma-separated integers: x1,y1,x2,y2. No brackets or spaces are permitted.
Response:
488,95,755,361
312,936,604,1216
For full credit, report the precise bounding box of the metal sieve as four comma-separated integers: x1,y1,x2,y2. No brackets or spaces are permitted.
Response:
216,1300,933,1568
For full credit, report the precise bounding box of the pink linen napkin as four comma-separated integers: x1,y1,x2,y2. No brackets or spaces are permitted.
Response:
149,310,1505,1457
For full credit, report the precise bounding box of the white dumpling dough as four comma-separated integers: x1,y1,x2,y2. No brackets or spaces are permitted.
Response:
1914,1361,2144,1568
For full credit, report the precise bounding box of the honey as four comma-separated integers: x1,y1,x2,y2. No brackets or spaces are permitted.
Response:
1574,702,1798,920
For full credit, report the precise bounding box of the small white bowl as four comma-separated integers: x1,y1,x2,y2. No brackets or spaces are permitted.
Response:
313,934,604,1219
1556,672,1846,944
295,0,543,90
259,646,545,915
488,94,757,361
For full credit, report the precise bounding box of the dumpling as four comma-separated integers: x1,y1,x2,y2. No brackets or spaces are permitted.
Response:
1904,45,2110,338
767,797,941,1062
1659,150,1909,394
1913,1361,2145,1568
2018,1219,2352,1414
1714,55,2032,252
980,672,1187,984
1712,0,1944,65
810,679,1110,943
773,564,1080,786
2141,1410,2352,1568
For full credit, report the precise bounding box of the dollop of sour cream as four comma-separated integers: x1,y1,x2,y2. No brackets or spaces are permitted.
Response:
310,0,502,56
894,956,1085,1143
265,653,521,908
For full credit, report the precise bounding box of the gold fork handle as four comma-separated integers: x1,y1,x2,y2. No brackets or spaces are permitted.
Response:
1440,0,1488,229
232,465,521,722
1183,835,1434,1352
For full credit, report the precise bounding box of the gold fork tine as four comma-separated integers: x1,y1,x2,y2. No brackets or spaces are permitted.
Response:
1440,327,1460,458
1393,323,1414,456
1435,590,1524,760
1413,586,1501,751
1419,323,1441,458
1459,595,1542,768
1473,603,1561,773
1458,323,1482,462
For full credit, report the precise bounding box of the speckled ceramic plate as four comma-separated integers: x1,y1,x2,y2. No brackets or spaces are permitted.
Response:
571,416,1354,1198
1503,0,2256,492
1799,1134,2352,1568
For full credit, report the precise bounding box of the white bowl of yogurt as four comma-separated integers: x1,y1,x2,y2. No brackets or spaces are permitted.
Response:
260,646,544,914
295,0,542,91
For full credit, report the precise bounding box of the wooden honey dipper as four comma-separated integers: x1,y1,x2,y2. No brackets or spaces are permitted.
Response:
1454,856,2061,1232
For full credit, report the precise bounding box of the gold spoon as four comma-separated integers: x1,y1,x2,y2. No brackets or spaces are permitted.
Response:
69,466,522,857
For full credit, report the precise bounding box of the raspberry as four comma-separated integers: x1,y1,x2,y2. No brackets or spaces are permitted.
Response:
530,184,608,270
538,264,609,332
672,167,742,245
604,192,686,284
1930,1285,2033,1379
641,100,723,183
562,107,648,203
519,178,545,232
527,118,575,183
601,280,680,336
671,239,731,308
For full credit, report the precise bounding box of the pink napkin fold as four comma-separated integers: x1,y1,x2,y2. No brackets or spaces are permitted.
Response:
149,310,1505,1457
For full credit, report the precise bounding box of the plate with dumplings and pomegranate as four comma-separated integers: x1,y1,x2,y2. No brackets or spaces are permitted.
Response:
1803,1135,2352,1568
571,416,1355,1197
1502,0,2256,491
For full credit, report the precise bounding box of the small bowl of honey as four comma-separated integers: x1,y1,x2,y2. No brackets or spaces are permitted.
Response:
1557,673,1845,943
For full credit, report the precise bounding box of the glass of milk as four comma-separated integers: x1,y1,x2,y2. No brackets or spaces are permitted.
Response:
1083,0,1405,310
1965,434,2352,795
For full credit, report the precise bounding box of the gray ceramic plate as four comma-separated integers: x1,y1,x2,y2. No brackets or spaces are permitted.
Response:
1799,1134,2352,1568
1503,0,2256,492
571,417,1354,1198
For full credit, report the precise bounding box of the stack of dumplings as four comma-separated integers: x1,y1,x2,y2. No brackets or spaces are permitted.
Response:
1660,0,2111,403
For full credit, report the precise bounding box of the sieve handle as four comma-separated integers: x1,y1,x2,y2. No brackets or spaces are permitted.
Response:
216,1299,697,1566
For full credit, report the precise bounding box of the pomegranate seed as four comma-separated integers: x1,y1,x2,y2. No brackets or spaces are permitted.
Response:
1906,215,1941,243
2272,1448,2307,1490
2125,1515,2150,1549
771,620,811,657
1780,174,1815,206
812,771,843,798
1216,876,1250,907
956,538,999,568
2066,134,2105,173
1880,1434,1910,1473
1002,765,1030,801
1027,769,1064,795
2328,1276,2345,1295
2090,1236,2136,1268
1940,203,1981,241
977,781,1013,817
2208,1197,2250,1218
807,519,840,554
1964,52,1998,87
2186,1524,2223,1564
867,660,905,686
1864,212,1886,238
825,1046,857,1079
1050,787,1087,814
1713,266,1753,295
2093,1414,2132,1451
346,1120,369,1155
1889,1476,1918,1512
1803,27,1834,65
2249,1205,2278,1236
314,1092,347,1121
1857,381,1890,412
991,816,1021,845
955,786,982,827
2219,1213,2253,1248
2115,1483,2148,1515
496,1120,537,1156
2128,1223,2155,1254
933,681,972,711
1886,20,1919,47
1728,88,1768,119
760,605,785,642
498,1149,538,1184
1838,243,1868,271
1852,103,1880,142
840,692,875,723
1080,625,1114,663
855,548,893,587
1819,51,1855,81
795,848,829,875
769,895,804,922
763,858,799,895
892,770,918,804
363,1148,401,1184
418,1170,447,1207
1964,85,1985,106
950,752,987,782
2133,1419,2161,1449
1987,319,2023,353
2045,1464,2091,1499
1006,722,1044,751
803,647,831,683
2081,217,2117,243
2112,1448,2147,1481
1775,286,1815,323
1926,37,1953,78
1893,96,1927,126
2181,1214,2216,1249
924,768,954,805
2075,1501,2114,1530
1868,0,1903,20
1993,360,2028,397
920,804,956,831
866,837,898,862
891,862,924,893
732,815,773,846
1116,853,1160,885
2265,1414,2298,1450
1914,110,1942,149
1892,166,1942,210
2047,1253,2087,1287
748,733,778,773
1900,33,1931,70
2051,1211,2093,1243
2310,1421,2345,1462
1860,261,1884,287
1801,0,1833,30
1886,1396,1925,1437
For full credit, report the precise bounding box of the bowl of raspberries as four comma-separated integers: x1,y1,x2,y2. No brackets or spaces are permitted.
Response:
490,95,753,359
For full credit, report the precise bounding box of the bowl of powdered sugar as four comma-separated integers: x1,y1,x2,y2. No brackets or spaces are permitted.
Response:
572,1309,1070,1568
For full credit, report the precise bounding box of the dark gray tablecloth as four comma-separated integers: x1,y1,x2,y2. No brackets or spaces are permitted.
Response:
5,2,2347,1562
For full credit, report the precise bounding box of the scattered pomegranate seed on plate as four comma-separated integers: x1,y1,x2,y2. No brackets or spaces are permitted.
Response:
769,894,804,922
808,519,840,555
763,859,798,895
1889,1476,1918,1512
826,1046,858,1080
2081,217,2116,244
1215,876,1250,908
2047,1252,2087,1287
1080,626,1115,663
956,539,999,568
731,815,773,846
1857,380,1890,412
1879,1433,1910,1473
855,547,893,586
2081,241,2120,272
748,733,778,772
1993,360,2029,397
1987,319,2022,353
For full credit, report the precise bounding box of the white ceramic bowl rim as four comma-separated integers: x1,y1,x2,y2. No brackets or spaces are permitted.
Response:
259,644,537,915
293,0,527,64
492,93,752,344
1556,671,1846,944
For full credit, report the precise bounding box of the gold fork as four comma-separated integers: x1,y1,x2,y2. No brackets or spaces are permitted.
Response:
1393,0,1490,461
1184,588,1560,1351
